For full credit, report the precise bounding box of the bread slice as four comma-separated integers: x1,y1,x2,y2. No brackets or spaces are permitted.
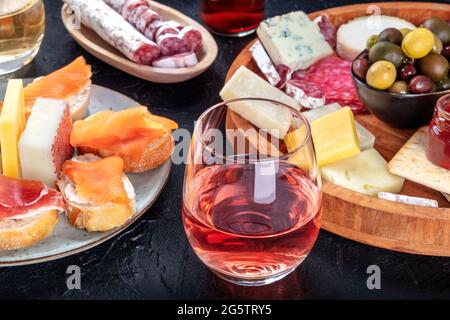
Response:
78,131,174,173
70,83,91,121
0,210,58,250
57,155,136,232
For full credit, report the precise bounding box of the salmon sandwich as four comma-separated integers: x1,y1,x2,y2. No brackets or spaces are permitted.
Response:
70,106,178,173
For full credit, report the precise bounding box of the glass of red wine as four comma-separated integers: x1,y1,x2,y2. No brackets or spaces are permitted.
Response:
182,98,323,286
199,0,265,37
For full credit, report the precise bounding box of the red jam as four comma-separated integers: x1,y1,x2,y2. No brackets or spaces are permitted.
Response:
427,94,450,170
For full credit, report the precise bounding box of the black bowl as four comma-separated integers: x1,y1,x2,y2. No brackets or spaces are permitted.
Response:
351,57,450,129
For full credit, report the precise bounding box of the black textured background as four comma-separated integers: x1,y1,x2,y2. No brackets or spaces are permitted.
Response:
1,0,450,300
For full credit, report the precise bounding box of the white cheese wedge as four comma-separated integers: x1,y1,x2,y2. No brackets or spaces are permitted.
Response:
220,66,299,139
322,148,404,196
302,103,375,150
257,11,333,71
337,15,415,61
19,98,73,187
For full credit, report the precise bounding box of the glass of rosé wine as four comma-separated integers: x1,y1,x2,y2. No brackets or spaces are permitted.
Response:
199,0,265,37
182,98,322,286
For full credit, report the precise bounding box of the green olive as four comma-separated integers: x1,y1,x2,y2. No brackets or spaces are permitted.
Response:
400,28,412,37
423,17,450,45
367,35,378,50
401,28,435,58
366,60,397,90
432,34,444,54
437,77,450,91
388,80,409,94
369,41,405,68
418,52,449,82
378,28,403,45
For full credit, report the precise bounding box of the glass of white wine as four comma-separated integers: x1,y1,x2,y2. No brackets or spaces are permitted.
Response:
0,0,45,75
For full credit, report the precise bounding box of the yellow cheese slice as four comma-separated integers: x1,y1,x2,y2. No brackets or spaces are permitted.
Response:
0,79,25,178
285,107,360,168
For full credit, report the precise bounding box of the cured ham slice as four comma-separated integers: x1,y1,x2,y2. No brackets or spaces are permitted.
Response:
0,175,64,220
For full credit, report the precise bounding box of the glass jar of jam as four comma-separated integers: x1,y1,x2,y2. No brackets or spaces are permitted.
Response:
427,94,450,170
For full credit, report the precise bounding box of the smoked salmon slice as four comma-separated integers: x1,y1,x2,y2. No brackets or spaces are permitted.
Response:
24,56,92,116
70,106,178,150
62,156,129,205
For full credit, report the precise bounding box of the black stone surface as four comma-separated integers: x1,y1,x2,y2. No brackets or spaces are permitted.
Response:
1,0,450,300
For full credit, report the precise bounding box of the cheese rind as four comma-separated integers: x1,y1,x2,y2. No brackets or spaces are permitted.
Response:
0,79,25,178
19,98,73,187
220,66,299,139
257,11,333,71
322,149,405,196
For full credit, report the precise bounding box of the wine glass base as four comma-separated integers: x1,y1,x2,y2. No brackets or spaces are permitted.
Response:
0,44,42,76
210,266,297,287
207,28,256,38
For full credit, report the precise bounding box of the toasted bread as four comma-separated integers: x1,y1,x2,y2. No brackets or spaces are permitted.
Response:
0,210,58,250
70,84,91,121
57,155,136,232
78,131,173,173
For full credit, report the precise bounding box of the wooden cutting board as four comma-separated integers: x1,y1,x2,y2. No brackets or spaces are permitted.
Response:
226,2,450,256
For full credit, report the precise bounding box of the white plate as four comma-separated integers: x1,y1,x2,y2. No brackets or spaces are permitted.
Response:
0,84,171,267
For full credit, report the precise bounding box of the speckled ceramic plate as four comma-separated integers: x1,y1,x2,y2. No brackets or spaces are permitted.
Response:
0,84,171,267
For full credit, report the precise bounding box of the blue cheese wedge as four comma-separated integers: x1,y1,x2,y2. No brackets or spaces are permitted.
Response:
257,11,333,71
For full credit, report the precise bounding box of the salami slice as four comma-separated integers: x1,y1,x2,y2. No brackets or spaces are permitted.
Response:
152,52,198,68
135,8,160,34
249,40,281,86
144,20,164,41
121,0,148,21
179,26,203,53
285,80,326,109
155,20,183,39
276,64,293,89
292,55,367,113
64,0,160,64
157,33,186,56
314,15,337,49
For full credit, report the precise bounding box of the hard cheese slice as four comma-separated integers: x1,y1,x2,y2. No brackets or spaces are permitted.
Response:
322,148,405,196
388,127,450,194
285,107,360,167
302,103,375,150
220,66,299,139
0,79,25,178
257,11,333,71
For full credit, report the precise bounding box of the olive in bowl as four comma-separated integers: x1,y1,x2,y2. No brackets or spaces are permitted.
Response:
351,51,450,128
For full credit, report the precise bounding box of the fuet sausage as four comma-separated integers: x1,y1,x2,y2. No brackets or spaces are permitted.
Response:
64,0,160,64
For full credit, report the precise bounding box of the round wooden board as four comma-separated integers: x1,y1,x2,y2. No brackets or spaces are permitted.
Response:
61,2,218,84
226,2,450,257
